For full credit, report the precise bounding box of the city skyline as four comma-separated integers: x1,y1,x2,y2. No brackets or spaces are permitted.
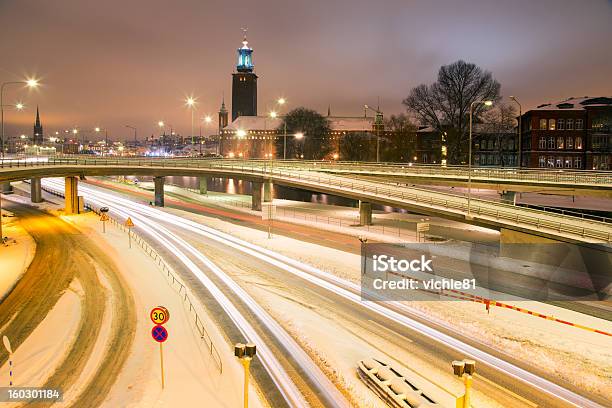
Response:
1,0,611,140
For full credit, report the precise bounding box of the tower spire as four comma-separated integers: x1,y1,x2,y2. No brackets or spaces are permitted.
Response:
35,105,41,127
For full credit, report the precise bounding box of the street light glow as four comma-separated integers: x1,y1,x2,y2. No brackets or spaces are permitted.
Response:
484,100,493,106
294,132,304,139
15,102,24,110
270,111,277,118
236,129,247,138
25,78,39,88
186,97,196,107
95,127,101,132
158,121,164,128
204,115,212,123
277,98,286,105
72,128,78,134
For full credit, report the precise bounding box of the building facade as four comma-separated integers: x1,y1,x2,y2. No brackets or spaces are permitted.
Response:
231,34,257,121
521,96,611,170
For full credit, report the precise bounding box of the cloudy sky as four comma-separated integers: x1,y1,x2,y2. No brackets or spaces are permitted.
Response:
1,0,611,140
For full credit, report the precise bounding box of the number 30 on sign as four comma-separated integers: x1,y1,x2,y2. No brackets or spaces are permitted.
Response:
150,306,169,325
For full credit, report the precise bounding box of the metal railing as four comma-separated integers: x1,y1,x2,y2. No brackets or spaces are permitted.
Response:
41,184,224,373
1,156,611,186
4,157,612,242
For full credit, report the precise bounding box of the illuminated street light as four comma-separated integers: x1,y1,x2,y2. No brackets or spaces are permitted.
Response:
185,96,198,151
203,115,212,124
236,129,247,138
15,102,24,110
158,120,164,128
294,132,304,139
1,76,41,159
269,111,277,118
468,100,493,218
277,97,286,105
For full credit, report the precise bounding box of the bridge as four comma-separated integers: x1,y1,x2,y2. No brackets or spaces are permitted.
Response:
1,157,611,244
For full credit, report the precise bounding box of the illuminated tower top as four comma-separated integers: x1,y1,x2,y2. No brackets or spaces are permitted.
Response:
236,28,254,72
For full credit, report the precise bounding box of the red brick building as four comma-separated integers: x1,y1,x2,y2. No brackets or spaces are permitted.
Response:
520,96,611,170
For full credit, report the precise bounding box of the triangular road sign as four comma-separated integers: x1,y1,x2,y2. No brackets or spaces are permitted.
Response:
124,217,135,227
100,213,109,222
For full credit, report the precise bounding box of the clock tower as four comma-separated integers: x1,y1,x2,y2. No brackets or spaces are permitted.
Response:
231,31,258,121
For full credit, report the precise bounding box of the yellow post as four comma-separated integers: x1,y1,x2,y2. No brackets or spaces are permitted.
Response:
463,374,472,408
160,343,165,389
242,357,251,408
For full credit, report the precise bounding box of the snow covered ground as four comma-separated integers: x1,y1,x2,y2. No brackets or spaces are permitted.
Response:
157,200,612,402
0,208,36,299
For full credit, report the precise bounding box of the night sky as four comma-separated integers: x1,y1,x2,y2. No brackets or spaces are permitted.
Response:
1,0,611,140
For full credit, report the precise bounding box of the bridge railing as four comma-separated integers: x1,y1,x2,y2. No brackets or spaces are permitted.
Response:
2,157,611,241
2,157,611,186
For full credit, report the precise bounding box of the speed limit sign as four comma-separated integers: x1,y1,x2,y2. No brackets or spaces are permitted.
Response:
150,306,169,325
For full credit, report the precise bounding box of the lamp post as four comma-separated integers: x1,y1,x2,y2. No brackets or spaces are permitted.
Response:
125,125,137,149
186,97,197,155
452,359,476,408
274,98,289,160
201,115,212,156
468,100,493,218
235,343,257,408
509,96,522,168
95,127,109,156
1,78,39,159
365,104,383,163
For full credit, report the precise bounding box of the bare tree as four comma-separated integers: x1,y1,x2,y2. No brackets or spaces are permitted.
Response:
339,132,376,161
481,103,517,166
403,60,501,164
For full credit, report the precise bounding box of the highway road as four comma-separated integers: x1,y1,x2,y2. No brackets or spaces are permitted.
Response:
0,200,136,408
40,179,610,408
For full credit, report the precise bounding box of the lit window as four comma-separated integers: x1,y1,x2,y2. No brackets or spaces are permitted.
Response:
557,119,565,130
555,158,562,168
567,119,574,130
566,137,573,149
547,156,555,167
576,119,583,130
557,136,564,149
576,136,583,149
565,157,572,168
539,119,547,130
549,119,556,130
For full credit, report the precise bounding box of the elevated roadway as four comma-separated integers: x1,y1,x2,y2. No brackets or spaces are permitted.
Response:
1,157,611,244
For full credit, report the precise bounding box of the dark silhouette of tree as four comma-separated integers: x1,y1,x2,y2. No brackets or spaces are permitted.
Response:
339,132,376,161
277,107,332,159
403,60,501,164
480,103,517,166
383,114,417,162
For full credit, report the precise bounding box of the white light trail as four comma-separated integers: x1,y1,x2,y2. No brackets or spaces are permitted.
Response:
44,179,604,408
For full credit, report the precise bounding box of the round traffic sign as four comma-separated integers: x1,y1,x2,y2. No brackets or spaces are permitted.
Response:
151,325,168,343
150,306,169,325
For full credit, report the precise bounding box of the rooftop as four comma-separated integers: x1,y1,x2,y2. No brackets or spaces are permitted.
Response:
531,96,612,111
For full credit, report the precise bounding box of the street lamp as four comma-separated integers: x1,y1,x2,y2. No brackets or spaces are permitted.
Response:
235,343,257,408
236,129,247,138
509,96,522,168
468,100,493,218
200,115,213,155
1,77,39,158
452,359,476,408
125,125,137,148
186,96,197,153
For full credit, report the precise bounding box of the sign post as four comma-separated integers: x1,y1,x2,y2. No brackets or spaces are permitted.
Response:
100,213,109,233
124,217,135,248
150,307,170,389
416,222,430,242
262,203,275,239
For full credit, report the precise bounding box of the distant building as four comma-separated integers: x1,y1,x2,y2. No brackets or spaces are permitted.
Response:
231,33,257,121
520,96,611,170
472,123,517,167
219,114,388,159
33,106,43,145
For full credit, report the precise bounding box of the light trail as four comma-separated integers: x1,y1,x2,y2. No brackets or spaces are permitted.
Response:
43,178,348,408
45,179,605,408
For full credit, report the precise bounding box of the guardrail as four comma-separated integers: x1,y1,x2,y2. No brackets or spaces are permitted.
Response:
1,156,611,186
41,184,224,374
4,158,612,242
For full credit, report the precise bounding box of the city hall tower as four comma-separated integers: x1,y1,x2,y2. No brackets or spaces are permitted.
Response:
231,31,258,121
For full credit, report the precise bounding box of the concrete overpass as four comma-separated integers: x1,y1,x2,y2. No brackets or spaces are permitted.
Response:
1,157,611,244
